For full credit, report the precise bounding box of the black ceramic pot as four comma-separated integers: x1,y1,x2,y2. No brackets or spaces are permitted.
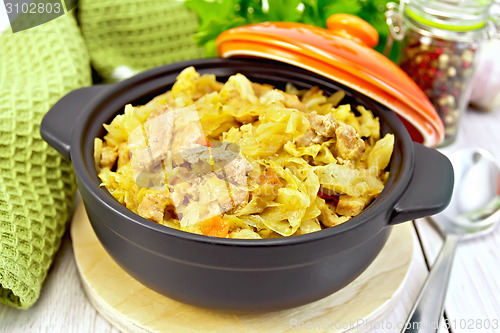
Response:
41,58,453,312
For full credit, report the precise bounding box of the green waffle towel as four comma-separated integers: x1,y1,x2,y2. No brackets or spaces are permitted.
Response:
79,0,205,80
0,0,203,309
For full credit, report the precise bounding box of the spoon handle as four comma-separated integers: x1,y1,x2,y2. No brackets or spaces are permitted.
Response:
402,233,460,333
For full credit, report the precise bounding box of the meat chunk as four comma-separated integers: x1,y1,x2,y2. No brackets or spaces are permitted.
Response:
117,142,130,169
296,112,365,162
295,129,324,147
334,125,365,160
296,111,338,146
207,148,252,213
130,111,174,174
308,111,338,137
335,195,369,217
171,119,206,155
144,111,175,159
137,191,172,224
100,145,118,169
131,105,204,182
218,185,249,214
220,155,251,210
320,204,350,227
218,153,252,187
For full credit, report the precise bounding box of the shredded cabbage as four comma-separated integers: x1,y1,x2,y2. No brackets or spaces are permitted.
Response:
96,67,394,238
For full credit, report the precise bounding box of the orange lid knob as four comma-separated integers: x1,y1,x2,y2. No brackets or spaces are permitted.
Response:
326,14,379,48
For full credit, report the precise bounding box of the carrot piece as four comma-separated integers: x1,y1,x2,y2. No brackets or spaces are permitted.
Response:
200,215,229,238
196,136,211,147
258,168,282,187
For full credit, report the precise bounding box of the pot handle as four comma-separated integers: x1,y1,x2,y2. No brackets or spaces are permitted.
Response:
41,85,111,160
389,143,454,224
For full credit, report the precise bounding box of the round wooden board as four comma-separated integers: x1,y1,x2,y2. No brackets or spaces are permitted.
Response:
71,201,414,333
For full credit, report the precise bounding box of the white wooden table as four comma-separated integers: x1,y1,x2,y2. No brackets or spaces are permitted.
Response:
1,107,499,333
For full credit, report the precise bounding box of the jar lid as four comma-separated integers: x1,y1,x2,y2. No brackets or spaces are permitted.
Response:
216,15,445,147
404,0,493,32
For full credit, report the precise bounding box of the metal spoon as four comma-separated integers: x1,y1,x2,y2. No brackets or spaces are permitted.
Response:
403,148,500,333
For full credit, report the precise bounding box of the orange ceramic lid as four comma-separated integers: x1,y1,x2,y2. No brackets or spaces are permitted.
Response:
216,15,444,147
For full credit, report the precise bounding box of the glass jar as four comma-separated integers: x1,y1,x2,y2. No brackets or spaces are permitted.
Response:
385,0,497,146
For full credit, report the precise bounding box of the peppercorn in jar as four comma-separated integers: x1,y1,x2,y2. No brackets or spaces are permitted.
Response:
385,0,497,146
